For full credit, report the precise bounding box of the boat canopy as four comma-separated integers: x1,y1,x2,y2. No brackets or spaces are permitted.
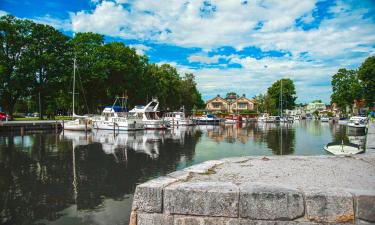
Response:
102,106,128,112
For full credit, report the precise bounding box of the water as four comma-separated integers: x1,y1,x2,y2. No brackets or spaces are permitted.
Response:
0,121,367,225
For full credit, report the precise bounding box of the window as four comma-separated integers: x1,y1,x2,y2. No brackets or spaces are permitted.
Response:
238,103,247,109
212,102,221,108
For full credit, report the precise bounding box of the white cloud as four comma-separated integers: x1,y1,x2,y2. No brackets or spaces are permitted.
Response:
128,44,151,55
33,14,71,31
188,54,221,64
0,10,8,17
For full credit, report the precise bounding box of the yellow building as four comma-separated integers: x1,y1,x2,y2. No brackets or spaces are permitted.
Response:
205,94,256,114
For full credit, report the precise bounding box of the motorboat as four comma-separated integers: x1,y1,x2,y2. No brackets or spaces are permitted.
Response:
257,114,268,123
129,98,167,129
324,141,364,155
164,111,194,126
320,116,330,122
91,97,144,131
64,58,92,132
293,115,301,121
338,117,348,125
194,114,222,125
225,115,242,124
266,116,280,123
347,116,368,129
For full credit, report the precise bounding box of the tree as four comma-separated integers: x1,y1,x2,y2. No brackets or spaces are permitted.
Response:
267,78,297,115
0,15,34,116
331,68,362,113
226,92,238,98
358,56,375,107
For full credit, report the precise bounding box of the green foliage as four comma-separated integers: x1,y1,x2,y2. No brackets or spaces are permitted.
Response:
312,99,322,103
239,109,257,115
331,68,362,112
358,56,375,107
0,15,204,116
267,78,297,114
226,92,238,98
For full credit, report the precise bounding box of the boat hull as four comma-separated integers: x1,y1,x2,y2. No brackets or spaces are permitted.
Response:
63,120,92,131
92,120,144,131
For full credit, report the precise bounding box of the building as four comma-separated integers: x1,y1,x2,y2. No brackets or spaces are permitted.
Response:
206,94,255,114
306,102,326,113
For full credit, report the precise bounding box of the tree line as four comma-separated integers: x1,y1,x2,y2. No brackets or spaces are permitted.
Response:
0,15,205,119
331,56,375,113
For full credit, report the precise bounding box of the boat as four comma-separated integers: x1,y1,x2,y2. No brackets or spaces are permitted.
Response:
164,111,194,126
91,97,144,131
257,114,268,122
129,98,167,129
64,58,92,132
293,115,301,121
194,114,222,125
224,115,242,124
338,117,348,125
347,116,368,129
320,116,329,122
266,116,280,123
324,141,364,155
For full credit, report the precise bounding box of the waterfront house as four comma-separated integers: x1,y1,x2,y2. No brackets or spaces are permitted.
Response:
206,94,255,114
306,102,326,113
205,95,230,114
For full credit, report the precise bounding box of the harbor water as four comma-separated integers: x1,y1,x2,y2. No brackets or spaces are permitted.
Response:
0,121,367,225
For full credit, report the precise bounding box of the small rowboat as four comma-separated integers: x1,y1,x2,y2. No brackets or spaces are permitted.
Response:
324,141,364,155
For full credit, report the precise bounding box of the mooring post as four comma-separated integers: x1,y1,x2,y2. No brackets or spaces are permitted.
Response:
172,118,174,128
55,121,58,133
20,127,24,136
85,120,88,133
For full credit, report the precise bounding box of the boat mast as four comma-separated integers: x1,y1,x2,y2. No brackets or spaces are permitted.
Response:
72,58,76,117
280,79,283,118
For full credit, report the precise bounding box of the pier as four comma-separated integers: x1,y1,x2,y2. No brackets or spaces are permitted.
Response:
0,121,62,134
130,123,375,225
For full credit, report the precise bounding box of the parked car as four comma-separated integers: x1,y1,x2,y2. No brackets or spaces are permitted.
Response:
0,112,12,121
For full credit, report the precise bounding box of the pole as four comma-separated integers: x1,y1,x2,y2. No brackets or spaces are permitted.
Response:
280,79,283,118
72,58,76,117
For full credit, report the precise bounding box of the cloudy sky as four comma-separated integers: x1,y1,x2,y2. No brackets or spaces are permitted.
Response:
2,0,375,103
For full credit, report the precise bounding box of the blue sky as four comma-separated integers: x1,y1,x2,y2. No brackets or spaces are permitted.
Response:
1,0,375,103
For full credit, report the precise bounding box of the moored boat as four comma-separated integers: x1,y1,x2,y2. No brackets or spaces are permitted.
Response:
164,111,194,126
347,116,368,129
194,114,222,125
129,98,167,129
324,141,364,155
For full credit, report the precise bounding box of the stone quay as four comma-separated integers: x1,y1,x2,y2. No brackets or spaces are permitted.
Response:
130,123,375,225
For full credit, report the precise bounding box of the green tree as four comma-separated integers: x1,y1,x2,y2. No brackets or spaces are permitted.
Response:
358,56,375,107
26,23,69,119
0,15,34,116
331,68,362,113
267,78,297,114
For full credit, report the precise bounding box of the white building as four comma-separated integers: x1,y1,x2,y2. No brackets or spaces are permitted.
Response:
306,102,326,113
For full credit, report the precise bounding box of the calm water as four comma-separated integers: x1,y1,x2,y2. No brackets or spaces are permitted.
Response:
0,121,367,225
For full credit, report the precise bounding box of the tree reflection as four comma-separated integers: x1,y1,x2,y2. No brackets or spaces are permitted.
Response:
0,127,200,224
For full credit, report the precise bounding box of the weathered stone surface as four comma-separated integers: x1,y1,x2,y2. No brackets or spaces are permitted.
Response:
305,189,354,223
132,176,177,213
239,183,304,220
356,195,375,222
174,215,239,225
164,181,239,217
167,170,192,181
137,213,173,225
183,160,223,174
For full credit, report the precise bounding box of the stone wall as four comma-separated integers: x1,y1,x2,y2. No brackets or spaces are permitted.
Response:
130,160,375,225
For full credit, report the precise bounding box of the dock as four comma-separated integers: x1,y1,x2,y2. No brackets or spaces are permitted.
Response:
130,122,375,225
0,120,62,134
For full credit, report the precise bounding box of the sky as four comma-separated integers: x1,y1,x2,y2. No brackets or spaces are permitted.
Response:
1,0,375,104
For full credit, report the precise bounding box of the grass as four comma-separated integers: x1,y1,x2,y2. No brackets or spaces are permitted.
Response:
14,116,73,121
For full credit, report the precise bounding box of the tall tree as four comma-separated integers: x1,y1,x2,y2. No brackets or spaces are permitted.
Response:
267,78,297,114
358,56,375,107
26,23,69,119
0,15,34,116
331,68,362,112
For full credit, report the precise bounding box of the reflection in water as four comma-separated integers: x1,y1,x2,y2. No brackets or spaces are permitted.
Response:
0,122,367,225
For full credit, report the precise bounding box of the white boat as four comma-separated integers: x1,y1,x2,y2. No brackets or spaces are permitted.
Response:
224,119,237,124
129,98,167,129
164,111,194,126
320,116,329,122
338,118,348,125
324,141,364,155
92,97,144,131
347,116,368,129
266,116,280,123
257,114,268,122
194,114,222,125
293,115,301,121
64,58,92,132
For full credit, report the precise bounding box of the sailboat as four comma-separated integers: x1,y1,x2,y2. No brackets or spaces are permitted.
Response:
63,58,92,131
